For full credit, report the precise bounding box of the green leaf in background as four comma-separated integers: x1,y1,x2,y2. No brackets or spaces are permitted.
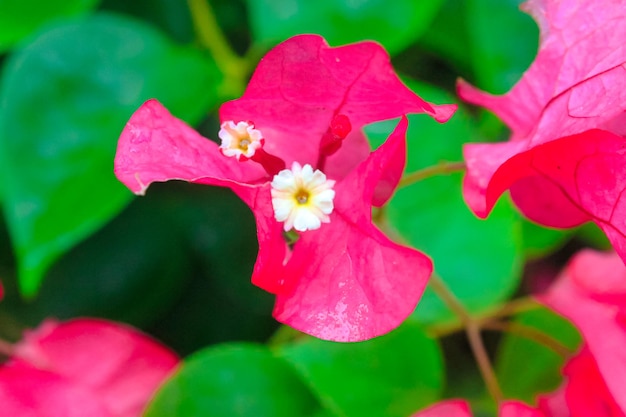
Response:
418,0,537,93
279,321,443,417
521,219,570,260
496,306,582,403
366,81,524,325
245,0,445,55
144,343,323,417
0,12,221,297
465,0,538,93
0,0,100,52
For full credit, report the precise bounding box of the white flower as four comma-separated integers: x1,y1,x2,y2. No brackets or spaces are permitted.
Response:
218,121,264,160
271,162,336,232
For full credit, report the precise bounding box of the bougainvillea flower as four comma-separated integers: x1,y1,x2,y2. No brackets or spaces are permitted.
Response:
540,249,626,414
0,318,179,417
457,0,626,252
115,35,455,341
410,399,546,417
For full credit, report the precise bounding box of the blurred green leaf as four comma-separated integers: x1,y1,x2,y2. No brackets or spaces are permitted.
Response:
144,343,323,417
496,306,582,402
279,321,443,417
0,12,221,297
245,0,445,55
521,219,570,260
418,0,537,93
100,0,194,43
367,81,523,325
465,0,537,93
0,0,100,52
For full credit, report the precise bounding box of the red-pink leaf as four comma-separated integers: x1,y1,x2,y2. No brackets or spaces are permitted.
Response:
458,0,626,227
480,129,626,262
0,318,179,417
410,400,545,417
272,118,432,341
540,249,626,413
114,34,455,341
221,34,455,182
561,348,625,417
410,400,472,417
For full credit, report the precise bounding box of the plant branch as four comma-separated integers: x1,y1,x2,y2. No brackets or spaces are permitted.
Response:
428,274,503,403
399,161,466,188
482,320,573,358
187,0,248,96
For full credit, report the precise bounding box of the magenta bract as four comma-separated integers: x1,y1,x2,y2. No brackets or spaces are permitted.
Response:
114,35,456,341
540,249,626,415
457,0,626,255
0,318,179,417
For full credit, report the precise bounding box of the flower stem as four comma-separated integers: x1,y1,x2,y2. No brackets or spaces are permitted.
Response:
482,320,573,358
399,161,466,188
430,296,541,337
428,274,504,404
187,0,248,96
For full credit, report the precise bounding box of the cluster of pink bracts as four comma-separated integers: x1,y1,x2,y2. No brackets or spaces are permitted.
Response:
1,0,626,415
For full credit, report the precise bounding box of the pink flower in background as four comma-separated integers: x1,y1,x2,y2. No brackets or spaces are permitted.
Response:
410,399,546,417
0,318,179,417
457,0,626,259
538,347,625,417
115,34,455,341
539,249,626,415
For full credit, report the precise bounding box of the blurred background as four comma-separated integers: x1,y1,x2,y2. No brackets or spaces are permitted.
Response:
0,1,607,415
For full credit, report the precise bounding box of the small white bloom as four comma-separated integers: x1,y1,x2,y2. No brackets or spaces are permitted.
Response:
218,121,264,160
271,162,336,232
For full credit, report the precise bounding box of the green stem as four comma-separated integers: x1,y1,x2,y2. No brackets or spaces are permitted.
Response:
399,161,466,188
430,296,541,337
428,274,504,404
187,0,248,96
482,320,573,358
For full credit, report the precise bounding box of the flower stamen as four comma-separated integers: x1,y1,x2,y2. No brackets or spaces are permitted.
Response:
218,121,263,160
271,162,336,232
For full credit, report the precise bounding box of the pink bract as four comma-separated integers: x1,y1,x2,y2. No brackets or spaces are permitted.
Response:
540,249,626,414
114,35,455,341
0,318,179,417
410,400,546,417
457,0,626,255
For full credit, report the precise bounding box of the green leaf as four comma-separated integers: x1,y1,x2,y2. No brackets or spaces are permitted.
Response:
0,12,221,297
144,343,322,417
367,81,524,325
521,219,571,260
279,321,443,417
496,306,582,403
0,0,100,52
245,0,445,55
465,0,538,93
418,0,538,93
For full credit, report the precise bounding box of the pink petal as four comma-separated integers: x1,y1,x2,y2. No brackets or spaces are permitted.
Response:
410,400,472,417
0,366,114,417
272,118,433,341
0,281,3,301
458,0,626,221
477,130,626,258
221,34,455,179
500,402,548,417
561,347,625,417
4,318,179,417
540,249,626,413
114,99,267,195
